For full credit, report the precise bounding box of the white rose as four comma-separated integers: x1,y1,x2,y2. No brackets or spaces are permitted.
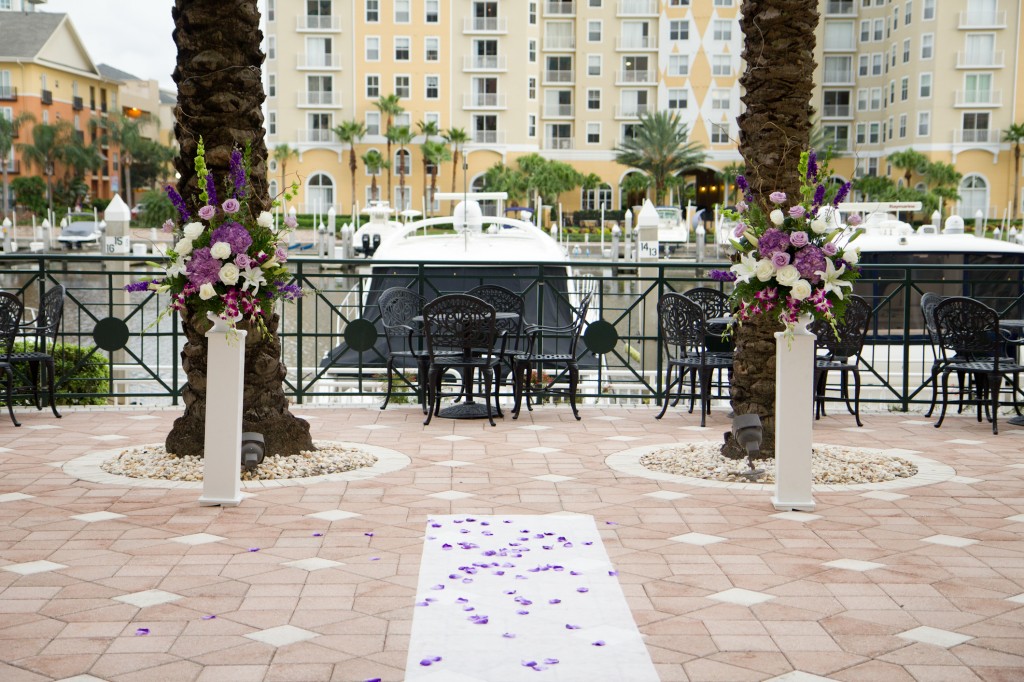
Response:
174,237,193,256
770,209,785,226
183,221,205,240
754,259,775,282
789,279,812,301
198,282,217,300
257,211,274,228
844,248,860,265
210,241,232,259
810,216,829,234
775,264,800,287
219,263,240,285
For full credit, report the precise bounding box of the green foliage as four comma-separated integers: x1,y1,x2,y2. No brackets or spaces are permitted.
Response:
138,188,176,228
11,342,109,406
129,138,176,190
11,176,47,216
614,111,706,204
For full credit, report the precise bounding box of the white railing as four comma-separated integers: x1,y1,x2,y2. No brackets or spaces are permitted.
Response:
617,0,658,16
955,89,1001,106
544,35,576,50
615,104,650,118
299,128,336,144
545,138,574,149
616,70,656,84
543,104,574,117
824,0,855,15
296,15,341,30
954,129,1001,144
956,50,1004,68
822,104,851,118
298,91,342,107
545,1,576,15
471,131,505,144
463,55,507,70
544,70,574,84
298,53,342,69
463,17,508,32
958,10,1006,28
463,93,507,108
822,69,854,84
616,36,657,50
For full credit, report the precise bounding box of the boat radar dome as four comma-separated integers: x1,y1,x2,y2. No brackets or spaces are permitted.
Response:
944,215,965,234
453,200,484,233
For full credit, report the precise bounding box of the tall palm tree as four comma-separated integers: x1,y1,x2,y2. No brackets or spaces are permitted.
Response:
417,120,443,212
167,0,312,458
271,142,298,200
444,126,470,196
887,148,929,187
724,0,820,463
92,114,146,205
0,111,34,218
331,120,365,212
421,140,452,216
361,150,387,202
387,125,413,209
374,94,403,201
718,162,745,204
923,160,962,219
1003,123,1024,219
613,111,706,204
17,120,77,215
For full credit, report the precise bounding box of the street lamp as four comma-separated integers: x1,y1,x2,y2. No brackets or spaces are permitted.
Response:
44,160,54,221
123,150,133,210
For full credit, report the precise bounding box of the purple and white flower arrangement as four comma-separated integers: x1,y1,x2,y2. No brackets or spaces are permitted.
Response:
126,138,302,330
710,150,862,329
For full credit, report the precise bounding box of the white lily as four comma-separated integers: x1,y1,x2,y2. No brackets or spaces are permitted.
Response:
165,256,189,279
815,259,854,300
730,251,759,284
241,265,266,294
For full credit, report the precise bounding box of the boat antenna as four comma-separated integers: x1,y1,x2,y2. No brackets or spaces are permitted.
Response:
463,155,469,252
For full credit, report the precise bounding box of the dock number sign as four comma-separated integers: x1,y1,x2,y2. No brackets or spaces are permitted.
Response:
638,240,660,259
104,236,131,254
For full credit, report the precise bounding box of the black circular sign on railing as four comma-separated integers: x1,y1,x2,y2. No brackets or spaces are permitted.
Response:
92,317,131,352
344,319,378,352
583,319,618,355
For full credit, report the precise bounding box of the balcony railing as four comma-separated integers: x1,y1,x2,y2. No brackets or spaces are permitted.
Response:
617,0,658,16
616,70,656,84
955,90,1001,106
0,86,16,101
297,14,341,30
822,104,852,118
824,0,855,15
958,10,1006,28
822,69,854,85
41,89,52,105
544,137,574,149
299,128,337,143
463,17,508,33
471,130,505,144
545,1,575,15
616,36,657,50
463,93,506,108
543,104,574,117
954,129,1001,144
298,53,342,69
463,55,507,71
72,96,83,110
544,35,576,50
544,70,574,84
614,104,650,118
957,50,1004,68
298,91,342,107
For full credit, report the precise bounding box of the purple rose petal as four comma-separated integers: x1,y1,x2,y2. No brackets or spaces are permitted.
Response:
441,544,453,550
577,587,589,593
201,615,216,620
312,533,323,537
135,628,150,636
544,658,560,665
430,584,444,590
592,640,606,647
364,532,374,537
416,601,430,607
517,610,530,615
456,597,469,603
503,632,517,638
369,557,380,561
605,521,617,525
583,542,593,546
608,570,618,576
549,599,561,604
566,624,581,630
248,548,260,552
365,678,382,682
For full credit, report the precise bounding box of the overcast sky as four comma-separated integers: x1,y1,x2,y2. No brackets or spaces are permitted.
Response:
43,0,177,90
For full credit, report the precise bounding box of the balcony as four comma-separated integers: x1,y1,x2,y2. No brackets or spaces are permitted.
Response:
471,130,505,144
298,91,342,107
617,0,658,16
616,70,656,84
822,69,855,85
463,55,507,71
463,17,508,33
545,1,575,15
463,93,507,109
616,36,657,51
543,104,574,118
41,89,52,105
545,137,574,149
298,53,342,69
544,69,575,84
822,104,852,118
299,128,336,144
72,96,83,110
614,104,650,118
954,129,1001,145
824,0,855,15
958,10,1006,28
0,86,16,101
955,90,1002,107
956,50,1004,68
544,35,576,50
297,14,341,31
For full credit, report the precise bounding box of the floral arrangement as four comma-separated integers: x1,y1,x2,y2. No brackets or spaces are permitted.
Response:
710,150,862,329
126,138,301,331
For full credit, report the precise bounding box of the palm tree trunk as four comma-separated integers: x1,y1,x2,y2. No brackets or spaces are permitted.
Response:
1014,144,1021,219
723,0,818,462
451,149,459,193
1,168,9,218
167,0,312,458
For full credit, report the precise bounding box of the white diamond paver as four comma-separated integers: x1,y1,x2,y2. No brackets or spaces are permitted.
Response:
90,434,128,442
766,672,838,682
71,511,126,523
1005,514,1024,524
523,447,562,454
668,532,726,546
771,511,823,522
2,560,68,575
428,491,475,500
946,439,987,446
435,435,472,442
113,589,182,608
518,425,551,431
533,474,574,483
823,559,885,572
171,533,227,545
644,491,690,500
284,558,345,571
245,624,320,647
922,534,978,548
708,588,776,607
860,491,908,501
306,510,362,522
897,626,973,648
432,460,471,468
0,493,33,503
1006,593,1024,604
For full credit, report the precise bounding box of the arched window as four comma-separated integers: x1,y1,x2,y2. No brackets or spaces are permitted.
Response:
364,149,382,176
307,173,334,214
394,149,412,176
471,175,498,216
268,180,279,201
958,175,988,219
581,183,612,211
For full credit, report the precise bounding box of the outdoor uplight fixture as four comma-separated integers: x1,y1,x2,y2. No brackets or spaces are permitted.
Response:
240,432,266,472
731,414,766,480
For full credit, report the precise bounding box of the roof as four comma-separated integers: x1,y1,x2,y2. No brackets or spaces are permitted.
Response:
0,11,65,59
159,89,177,105
97,63,141,82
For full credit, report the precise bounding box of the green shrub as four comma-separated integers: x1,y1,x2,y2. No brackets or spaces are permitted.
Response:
10,342,109,406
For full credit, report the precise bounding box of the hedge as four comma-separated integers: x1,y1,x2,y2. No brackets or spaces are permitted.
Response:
10,342,109,406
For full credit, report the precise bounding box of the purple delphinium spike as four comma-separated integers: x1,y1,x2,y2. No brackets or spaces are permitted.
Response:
833,181,852,207
813,183,827,207
230,149,246,199
166,185,190,221
205,172,218,207
807,150,818,180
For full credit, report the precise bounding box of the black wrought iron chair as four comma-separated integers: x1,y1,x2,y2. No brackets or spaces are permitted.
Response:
809,295,872,427
7,285,64,419
466,284,527,393
0,291,24,427
654,292,733,427
933,296,1024,435
377,287,432,412
422,294,504,427
921,292,974,418
512,291,592,421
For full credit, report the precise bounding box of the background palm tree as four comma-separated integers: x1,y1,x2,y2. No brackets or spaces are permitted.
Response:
0,111,34,218
271,142,298,201
92,113,146,206
387,125,413,209
482,162,528,205
167,0,312,458
724,0,820,463
614,111,706,205
332,120,365,212
887,148,929,187
718,162,745,205
1003,123,1024,219
444,126,469,196
361,149,387,202
417,120,441,212
421,140,452,216
923,161,962,220
620,172,651,208
374,94,403,201
17,121,79,215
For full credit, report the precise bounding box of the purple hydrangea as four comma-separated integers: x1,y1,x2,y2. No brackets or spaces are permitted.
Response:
709,269,737,282
758,228,791,259
790,231,810,248
205,172,218,206
210,221,252,254
793,245,827,283
736,175,749,192
230,149,246,198
166,185,190,221
124,279,159,292
186,247,222,286
279,284,303,300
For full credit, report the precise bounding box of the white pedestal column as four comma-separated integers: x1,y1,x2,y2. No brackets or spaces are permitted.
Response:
198,314,246,507
772,318,816,511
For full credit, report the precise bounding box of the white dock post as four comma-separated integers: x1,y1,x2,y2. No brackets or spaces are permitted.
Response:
198,314,246,507
772,317,816,511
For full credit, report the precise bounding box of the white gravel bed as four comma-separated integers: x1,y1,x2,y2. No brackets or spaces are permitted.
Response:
640,442,918,485
101,441,378,481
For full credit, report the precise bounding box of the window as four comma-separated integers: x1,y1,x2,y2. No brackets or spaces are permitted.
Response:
868,122,880,143
394,149,411,176
872,53,883,75
857,88,868,111
528,77,537,99
903,38,911,63
855,123,866,144
425,37,440,61
873,18,883,41
959,175,989,217
267,36,276,60
711,55,731,76
395,75,410,98
860,20,871,42
394,0,410,22
587,123,601,144
588,55,602,76
823,55,852,83
900,76,908,100
713,0,733,5
529,2,537,24
891,44,897,67
920,33,933,59
889,80,895,103
528,40,537,62
366,75,379,98
963,73,993,104
822,124,849,151
962,112,990,142
366,113,380,135
425,75,439,99
587,89,601,110
823,90,851,117
710,122,730,144
266,0,275,21
267,111,277,135
668,55,689,76
307,113,332,143
396,112,411,128
711,89,730,109
394,37,410,61
589,0,602,6
669,20,688,41
669,0,689,5
667,88,687,109
582,184,612,211
870,87,882,110
893,5,899,30
587,21,602,42
868,158,879,176
888,116,894,140
899,114,907,137
917,111,930,136
919,72,932,98
305,36,333,68
307,75,334,105
713,20,732,41
267,73,276,98
426,0,439,22
366,36,380,61
964,34,995,66
858,55,869,77
905,0,912,25
825,21,854,50
527,114,536,137
366,0,379,22
923,0,934,20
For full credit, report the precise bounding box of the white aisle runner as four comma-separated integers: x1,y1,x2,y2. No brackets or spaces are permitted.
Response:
405,515,659,681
